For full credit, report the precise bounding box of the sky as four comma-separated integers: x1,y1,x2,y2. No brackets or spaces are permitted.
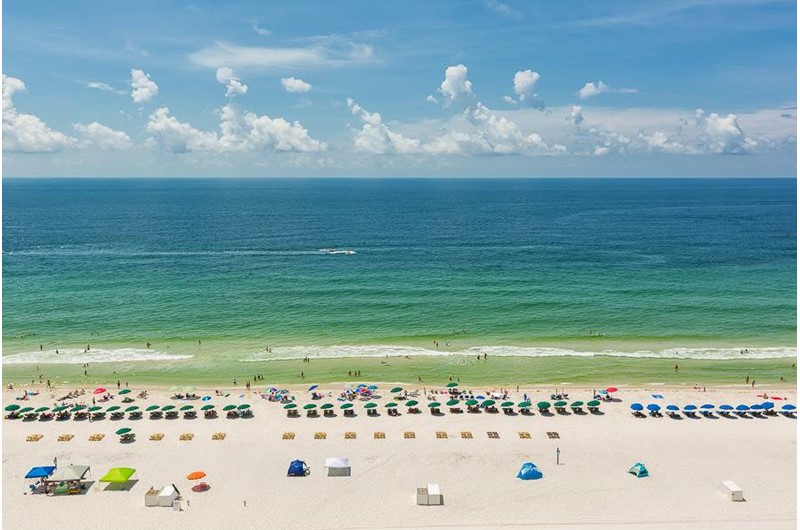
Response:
2,0,797,177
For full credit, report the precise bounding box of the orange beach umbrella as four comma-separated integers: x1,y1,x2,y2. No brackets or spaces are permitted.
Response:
186,471,206,480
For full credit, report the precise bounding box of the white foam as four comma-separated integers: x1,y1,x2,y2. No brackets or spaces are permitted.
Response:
1,348,193,365
238,344,797,362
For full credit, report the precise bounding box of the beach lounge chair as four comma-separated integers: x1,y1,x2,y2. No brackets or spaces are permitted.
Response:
149,433,165,441
212,432,226,440
547,431,560,439
345,432,356,439
149,411,163,419
120,433,135,443
58,434,74,442
26,434,44,442
460,431,473,439
240,409,253,418
89,434,105,441
282,432,295,440
130,411,143,419
436,431,448,439
314,432,327,440
374,432,386,439
344,409,355,417
404,431,416,439
111,411,125,420
179,433,194,441
518,431,531,439
165,410,179,419
205,410,218,419
487,431,500,439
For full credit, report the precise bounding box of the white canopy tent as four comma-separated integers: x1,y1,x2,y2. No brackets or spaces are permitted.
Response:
324,457,351,477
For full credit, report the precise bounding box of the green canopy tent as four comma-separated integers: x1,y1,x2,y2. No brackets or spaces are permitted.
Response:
99,467,136,483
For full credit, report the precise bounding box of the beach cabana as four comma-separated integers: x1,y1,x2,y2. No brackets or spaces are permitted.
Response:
628,462,649,478
516,462,543,480
287,460,309,477
45,465,90,495
324,457,351,477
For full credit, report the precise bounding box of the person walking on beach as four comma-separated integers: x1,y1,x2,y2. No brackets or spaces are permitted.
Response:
751,380,756,387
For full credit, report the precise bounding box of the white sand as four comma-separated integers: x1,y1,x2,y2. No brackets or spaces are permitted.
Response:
2,384,796,530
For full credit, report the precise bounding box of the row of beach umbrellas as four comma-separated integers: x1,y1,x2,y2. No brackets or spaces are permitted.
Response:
631,402,796,414
285,399,602,410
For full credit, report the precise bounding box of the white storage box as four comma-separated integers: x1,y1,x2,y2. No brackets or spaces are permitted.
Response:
417,487,428,505
427,483,442,505
719,480,744,502
158,484,179,507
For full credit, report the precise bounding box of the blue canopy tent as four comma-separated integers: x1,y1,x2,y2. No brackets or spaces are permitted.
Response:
25,466,56,479
516,462,543,480
628,462,649,478
287,460,309,477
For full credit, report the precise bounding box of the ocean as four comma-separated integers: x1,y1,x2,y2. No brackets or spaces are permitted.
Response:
2,178,796,370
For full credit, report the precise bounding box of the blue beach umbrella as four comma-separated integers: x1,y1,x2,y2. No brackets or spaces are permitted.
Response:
630,403,644,411
666,405,679,411
719,404,733,411
781,404,796,411
201,396,211,402
761,402,774,410
308,385,319,392
700,404,714,410
750,404,763,410
646,404,661,411
683,405,697,412
735,405,750,411
476,395,485,400
368,385,378,391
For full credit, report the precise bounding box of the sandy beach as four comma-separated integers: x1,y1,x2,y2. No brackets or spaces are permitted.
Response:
2,383,796,530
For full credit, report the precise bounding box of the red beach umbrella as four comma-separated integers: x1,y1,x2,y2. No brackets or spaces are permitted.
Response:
606,387,618,393
93,388,107,394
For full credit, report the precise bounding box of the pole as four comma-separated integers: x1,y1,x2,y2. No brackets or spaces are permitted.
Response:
556,447,560,465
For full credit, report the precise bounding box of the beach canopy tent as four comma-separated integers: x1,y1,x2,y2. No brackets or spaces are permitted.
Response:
99,467,136,483
47,465,90,483
516,462,543,480
324,457,351,477
25,466,56,479
287,460,309,477
628,462,649,478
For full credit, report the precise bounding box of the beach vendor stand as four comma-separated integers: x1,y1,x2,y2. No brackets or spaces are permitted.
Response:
44,464,91,495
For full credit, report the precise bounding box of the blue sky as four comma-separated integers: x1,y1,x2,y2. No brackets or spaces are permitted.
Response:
3,0,797,176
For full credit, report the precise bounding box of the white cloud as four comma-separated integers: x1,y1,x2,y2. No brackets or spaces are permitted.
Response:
503,95,517,105
485,0,522,18
146,105,326,153
188,40,375,71
86,82,125,95
281,77,312,93
437,64,474,105
73,122,133,150
130,69,158,104
513,70,540,101
347,98,421,154
216,67,248,97
426,95,439,104
3,75,76,153
249,20,272,36
569,105,584,127
695,109,756,154
579,80,638,99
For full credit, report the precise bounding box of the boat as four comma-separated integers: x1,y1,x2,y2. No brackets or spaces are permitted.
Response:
318,248,357,255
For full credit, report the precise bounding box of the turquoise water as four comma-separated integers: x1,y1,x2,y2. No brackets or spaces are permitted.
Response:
2,178,796,367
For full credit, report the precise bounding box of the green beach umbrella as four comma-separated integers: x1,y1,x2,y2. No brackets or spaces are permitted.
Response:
518,401,531,408
161,405,176,411
501,401,515,408
283,403,297,410
587,400,601,407
554,401,568,407
570,401,584,408
465,399,479,406
34,406,50,413
364,402,377,409
118,389,131,395
405,400,419,407
446,399,460,406
446,382,459,387
385,402,398,408
303,404,317,410
99,467,136,483
180,405,195,411
71,405,86,412
106,405,121,412
237,404,250,410
169,386,180,392
52,405,68,412
125,406,140,412
428,402,441,408
5,404,20,412
340,403,353,409
19,407,35,414
222,405,237,411
537,401,551,409
145,405,160,412
481,399,496,407
201,404,215,411
87,406,103,412
390,387,403,393
320,403,334,410
115,427,132,435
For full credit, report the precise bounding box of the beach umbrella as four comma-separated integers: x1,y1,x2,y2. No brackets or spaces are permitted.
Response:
446,382,459,388
518,401,531,408
405,400,419,407
385,402,398,408
630,403,644,411
19,407,35,414
99,467,136,483
118,389,131,395
201,404,215,411
390,387,403,393
647,404,661,411
476,395,486,400
718,404,733,411
750,404,763,410
308,385,319,392
340,403,353,409
25,466,56,479
237,404,250,410
761,402,774,410
446,399,461,406
364,402,377,409
684,405,697,411
115,427,132,435
283,404,297,410
598,390,608,395
320,403,334,410
303,404,317,410
180,405,195,411
735,405,750,411
87,406,103,412
201,396,211,401
553,401,568,407
465,399,479,406
71,405,86,412
781,404,796,411
125,406,139,412
107,406,121,412
570,401,584,408
186,471,206,480
93,388,107,395
587,400,601,407
4,404,20,412
52,405,68,412
537,401,551,409
606,387,618,393
368,385,378,390
34,406,50,413
700,404,715,410
161,405,176,411
222,405,237,411
666,405,679,411
501,401,515,408
428,402,441,408
145,405,160,412
481,399,496,407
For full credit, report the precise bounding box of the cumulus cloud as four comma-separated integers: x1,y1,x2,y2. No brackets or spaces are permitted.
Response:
73,122,133,150
579,80,638,99
3,75,76,153
130,69,159,103
346,98,421,154
426,95,439,104
437,64,474,105
146,104,326,153
281,77,312,93
513,70,540,101
216,67,248,97
569,105,584,128
695,109,756,154
86,82,125,95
